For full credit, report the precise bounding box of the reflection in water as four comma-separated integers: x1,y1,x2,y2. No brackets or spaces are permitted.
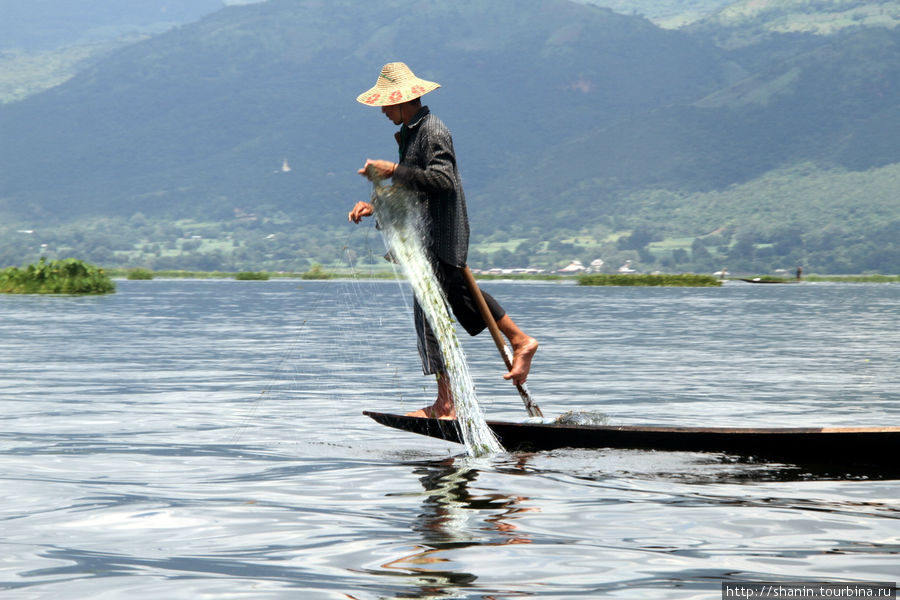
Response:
362,452,900,599
370,457,537,599
356,449,900,599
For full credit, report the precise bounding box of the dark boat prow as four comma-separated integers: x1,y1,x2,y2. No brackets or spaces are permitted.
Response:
363,411,900,469
738,278,798,284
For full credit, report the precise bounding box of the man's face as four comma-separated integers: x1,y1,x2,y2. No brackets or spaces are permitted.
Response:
381,104,404,125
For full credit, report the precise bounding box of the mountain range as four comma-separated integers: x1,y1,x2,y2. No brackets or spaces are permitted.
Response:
1,0,898,274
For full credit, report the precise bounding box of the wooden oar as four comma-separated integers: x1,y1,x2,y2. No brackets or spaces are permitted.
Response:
461,266,543,418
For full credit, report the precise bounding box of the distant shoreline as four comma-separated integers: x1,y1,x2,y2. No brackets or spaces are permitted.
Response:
104,268,900,285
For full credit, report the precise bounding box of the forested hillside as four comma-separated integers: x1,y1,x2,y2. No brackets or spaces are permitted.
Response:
0,0,227,50
1,0,897,274
0,1,237,104
689,0,900,46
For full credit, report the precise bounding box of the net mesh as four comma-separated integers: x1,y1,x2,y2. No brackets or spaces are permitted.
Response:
370,179,503,456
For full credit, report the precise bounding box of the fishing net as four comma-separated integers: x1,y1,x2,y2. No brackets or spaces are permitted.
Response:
369,177,503,456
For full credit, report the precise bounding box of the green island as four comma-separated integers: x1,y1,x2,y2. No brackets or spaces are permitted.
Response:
234,271,270,281
108,265,344,280
299,265,334,280
126,268,154,280
0,258,115,294
578,274,722,287
802,274,900,283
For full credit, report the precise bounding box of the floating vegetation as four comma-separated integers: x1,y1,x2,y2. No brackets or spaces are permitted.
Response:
235,271,270,280
577,273,721,287
0,257,115,294
126,268,154,280
300,264,334,280
301,265,333,280
804,274,900,283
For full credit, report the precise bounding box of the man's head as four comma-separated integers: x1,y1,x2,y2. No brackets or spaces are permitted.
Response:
356,62,440,107
381,98,421,125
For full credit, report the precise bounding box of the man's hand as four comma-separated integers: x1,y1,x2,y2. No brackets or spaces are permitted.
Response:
348,201,374,223
358,159,397,181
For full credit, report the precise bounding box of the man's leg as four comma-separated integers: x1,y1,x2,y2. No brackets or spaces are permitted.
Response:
407,300,456,419
437,262,539,387
404,372,456,419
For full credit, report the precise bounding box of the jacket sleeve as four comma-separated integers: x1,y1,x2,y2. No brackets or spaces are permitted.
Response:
391,125,457,197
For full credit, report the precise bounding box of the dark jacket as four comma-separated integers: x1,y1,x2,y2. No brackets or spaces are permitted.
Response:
391,106,469,267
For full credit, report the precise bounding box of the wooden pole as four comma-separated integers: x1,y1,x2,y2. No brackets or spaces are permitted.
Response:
462,266,543,418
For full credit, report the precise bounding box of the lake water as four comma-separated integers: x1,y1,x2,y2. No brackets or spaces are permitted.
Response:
2,278,898,599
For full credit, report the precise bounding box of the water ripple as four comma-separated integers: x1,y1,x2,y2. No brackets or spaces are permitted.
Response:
1,280,898,598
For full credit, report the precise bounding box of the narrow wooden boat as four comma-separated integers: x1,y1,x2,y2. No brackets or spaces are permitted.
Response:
363,411,900,466
738,278,797,284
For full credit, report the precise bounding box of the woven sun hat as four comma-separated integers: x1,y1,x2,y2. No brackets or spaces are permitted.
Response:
356,62,441,106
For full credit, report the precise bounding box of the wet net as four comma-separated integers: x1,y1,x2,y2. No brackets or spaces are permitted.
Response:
369,177,503,456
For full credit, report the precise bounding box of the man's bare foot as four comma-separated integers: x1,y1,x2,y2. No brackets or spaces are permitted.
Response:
405,406,456,419
406,373,455,419
503,336,538,385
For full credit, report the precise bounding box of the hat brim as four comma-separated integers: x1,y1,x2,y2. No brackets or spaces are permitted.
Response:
356,80,440,106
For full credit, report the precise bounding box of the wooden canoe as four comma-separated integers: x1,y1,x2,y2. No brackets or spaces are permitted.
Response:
738,278,797,284
363,411,900,467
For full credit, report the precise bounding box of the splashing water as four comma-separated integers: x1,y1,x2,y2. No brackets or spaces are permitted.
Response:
554,410,612,426
369,179,503,456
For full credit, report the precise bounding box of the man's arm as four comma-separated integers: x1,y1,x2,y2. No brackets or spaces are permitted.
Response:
392,118,457,196
392,143,455,195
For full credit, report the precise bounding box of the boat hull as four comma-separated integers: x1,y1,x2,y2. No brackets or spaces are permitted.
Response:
363,411,900,467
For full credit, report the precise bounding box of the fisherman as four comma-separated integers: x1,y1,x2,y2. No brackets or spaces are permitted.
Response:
348,62,538,420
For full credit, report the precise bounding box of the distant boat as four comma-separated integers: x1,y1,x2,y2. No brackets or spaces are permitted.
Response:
738,277,796,284
281,158,291,172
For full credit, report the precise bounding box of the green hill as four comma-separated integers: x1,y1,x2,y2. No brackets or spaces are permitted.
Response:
508,25,900,206
0,0,897,274
0,0,227,50
0,0,735,219
689,0,900,47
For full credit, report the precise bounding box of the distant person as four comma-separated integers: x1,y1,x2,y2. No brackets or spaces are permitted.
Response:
348,62,538,419
796,266,803,280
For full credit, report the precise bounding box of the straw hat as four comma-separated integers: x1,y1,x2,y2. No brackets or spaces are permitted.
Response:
356,62,441,106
